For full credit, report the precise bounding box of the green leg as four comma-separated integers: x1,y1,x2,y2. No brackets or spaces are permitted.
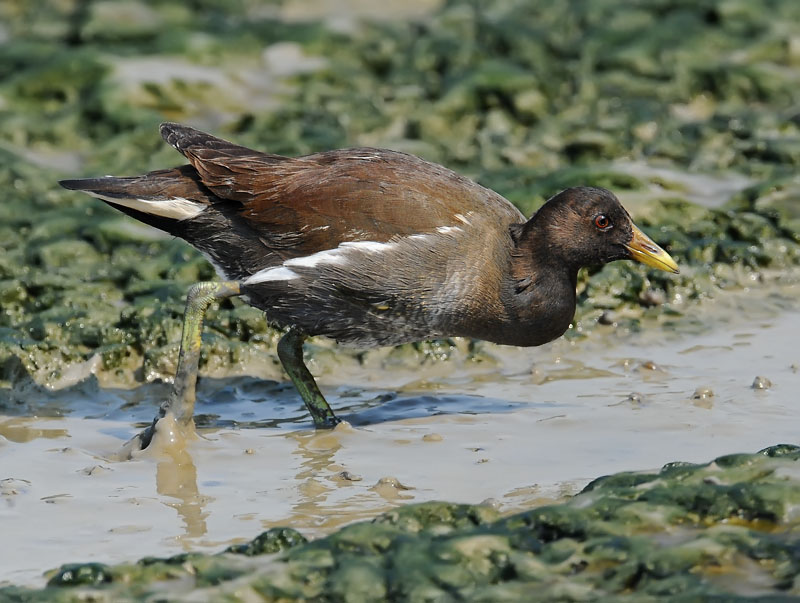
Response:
277,326,340,429
139,281,241,449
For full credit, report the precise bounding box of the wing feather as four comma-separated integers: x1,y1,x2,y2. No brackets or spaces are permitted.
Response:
159,122,525,258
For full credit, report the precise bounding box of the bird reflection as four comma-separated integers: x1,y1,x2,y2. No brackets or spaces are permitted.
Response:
155,445,210,541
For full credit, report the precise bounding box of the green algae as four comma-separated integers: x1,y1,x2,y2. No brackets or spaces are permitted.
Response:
224,527,308,556
2,445,798,600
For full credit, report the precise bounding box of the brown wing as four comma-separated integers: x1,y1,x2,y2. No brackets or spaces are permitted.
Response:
160,123,525,258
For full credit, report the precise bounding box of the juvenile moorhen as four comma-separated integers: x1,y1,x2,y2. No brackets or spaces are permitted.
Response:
60,123,678,448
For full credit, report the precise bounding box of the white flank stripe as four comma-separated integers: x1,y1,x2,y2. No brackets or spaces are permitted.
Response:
454,213,472,226
244,266,299,284
89,192,206,220
436,225,462,234
285,248,347,268
285,240,395,269
340,241,394,252
247,239,403,286
246,240,397,285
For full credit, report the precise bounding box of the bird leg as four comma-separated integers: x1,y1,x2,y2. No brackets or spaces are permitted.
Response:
138,280,241,449
277,326,341,429
134,283,339,451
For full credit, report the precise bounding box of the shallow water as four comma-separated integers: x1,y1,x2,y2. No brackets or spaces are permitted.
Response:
2,276,798,587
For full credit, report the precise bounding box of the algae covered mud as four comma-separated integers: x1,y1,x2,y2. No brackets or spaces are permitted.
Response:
2,0,800,599
5,445,800,601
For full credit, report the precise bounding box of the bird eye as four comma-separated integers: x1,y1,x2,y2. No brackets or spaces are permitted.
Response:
594,214,611,230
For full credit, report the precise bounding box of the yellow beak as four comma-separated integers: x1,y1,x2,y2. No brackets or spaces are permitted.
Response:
625,224,679,274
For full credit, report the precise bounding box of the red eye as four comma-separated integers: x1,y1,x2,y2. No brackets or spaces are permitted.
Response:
594,214,611,230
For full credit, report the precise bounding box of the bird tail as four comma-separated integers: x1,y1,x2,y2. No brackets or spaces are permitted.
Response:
59,166,211,230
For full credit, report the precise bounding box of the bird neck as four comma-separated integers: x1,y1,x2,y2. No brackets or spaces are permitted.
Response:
509,214,581,288
496,222,579,346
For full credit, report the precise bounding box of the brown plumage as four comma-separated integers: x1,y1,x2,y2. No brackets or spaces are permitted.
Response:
59,123,678,436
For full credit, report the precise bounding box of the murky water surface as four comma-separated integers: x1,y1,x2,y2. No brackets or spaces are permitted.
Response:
2,279,798,586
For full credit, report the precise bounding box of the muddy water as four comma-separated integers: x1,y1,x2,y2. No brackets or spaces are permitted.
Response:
1,276,799,586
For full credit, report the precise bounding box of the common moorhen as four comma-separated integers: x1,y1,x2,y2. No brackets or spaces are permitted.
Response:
60,123,678,448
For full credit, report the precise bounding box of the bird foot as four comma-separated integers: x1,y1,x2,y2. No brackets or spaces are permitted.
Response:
118,412,194,459
315,414,343,430
133,417,159,451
